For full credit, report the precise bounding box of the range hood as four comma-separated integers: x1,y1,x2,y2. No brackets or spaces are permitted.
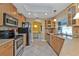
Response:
73,12,79,19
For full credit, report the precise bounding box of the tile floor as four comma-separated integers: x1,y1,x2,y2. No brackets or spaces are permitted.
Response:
22,40,57,56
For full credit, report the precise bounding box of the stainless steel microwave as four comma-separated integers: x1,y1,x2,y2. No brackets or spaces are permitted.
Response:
3,13,18,27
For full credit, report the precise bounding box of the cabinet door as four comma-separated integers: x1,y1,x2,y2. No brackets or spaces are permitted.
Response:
68,5,76,26
68,14,72,26
73,26,79,38
50,35,64,55
52,37,59,53
51,36,58,50
2,45,13,56
0,41,13,56
0,12,3,26
55,37,64,55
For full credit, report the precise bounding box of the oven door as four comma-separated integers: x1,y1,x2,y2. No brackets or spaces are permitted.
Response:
0,30,9,39
14,37,24,56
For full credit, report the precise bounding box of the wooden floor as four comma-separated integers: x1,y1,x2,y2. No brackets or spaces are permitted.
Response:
22,40,57,56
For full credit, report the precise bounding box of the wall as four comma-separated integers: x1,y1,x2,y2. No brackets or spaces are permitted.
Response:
32,21,42,33
27,18,45,41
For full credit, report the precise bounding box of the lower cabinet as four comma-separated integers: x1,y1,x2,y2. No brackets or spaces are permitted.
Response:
50,35,64,55
23,33,28,46
0,40,13,56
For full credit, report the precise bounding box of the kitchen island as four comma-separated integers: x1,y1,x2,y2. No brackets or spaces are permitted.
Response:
46,32,79,56
46,33,65,55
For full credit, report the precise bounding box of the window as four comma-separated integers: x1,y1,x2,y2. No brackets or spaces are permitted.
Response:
62,26,72,35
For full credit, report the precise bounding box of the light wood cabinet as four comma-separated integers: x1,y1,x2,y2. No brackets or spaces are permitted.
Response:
0,40,13,56
50,35,64,55
45,19,56,28
67,3,79,26
23,34,28,46
0,3,17,26
67,5,76,26
17,13,26,27
73,26,79,38
0,3,26,27
45,19,56,36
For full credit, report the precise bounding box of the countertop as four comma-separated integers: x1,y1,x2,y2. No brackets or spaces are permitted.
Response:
0,35,23,46
0,39,14,46
47,32,72,40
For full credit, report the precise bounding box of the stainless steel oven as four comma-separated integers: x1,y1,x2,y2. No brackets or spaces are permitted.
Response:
0,30,15,39
13,35,24,56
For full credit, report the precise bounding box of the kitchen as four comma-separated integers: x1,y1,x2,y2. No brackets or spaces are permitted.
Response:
0,3,79,56
45,3,79,56
0,3,29,56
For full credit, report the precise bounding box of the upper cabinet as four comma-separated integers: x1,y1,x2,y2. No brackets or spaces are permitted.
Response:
45,18,56,34
45,18,56,29
0,3,26,27
17,13,26,27
67,4,76,26
55,4,78,27
45,20,51,28
0,3,17,26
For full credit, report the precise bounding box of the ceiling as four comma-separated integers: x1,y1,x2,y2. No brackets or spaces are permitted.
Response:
13,3,70,19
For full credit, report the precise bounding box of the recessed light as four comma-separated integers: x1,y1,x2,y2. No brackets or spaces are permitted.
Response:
45,13,47,15
53,10,56,12
54,19,56,21
28,12,31,15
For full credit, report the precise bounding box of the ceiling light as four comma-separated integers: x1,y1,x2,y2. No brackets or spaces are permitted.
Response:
45,13,47,15
54,19,56,21
73,13,79,19
28,12,31,15
34,25,38,28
